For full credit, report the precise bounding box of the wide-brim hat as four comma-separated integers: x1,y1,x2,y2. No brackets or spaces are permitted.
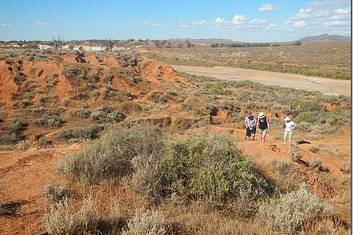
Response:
284,116,291,121
259,112,265,118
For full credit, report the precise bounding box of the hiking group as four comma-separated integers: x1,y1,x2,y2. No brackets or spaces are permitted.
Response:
244,112,296,145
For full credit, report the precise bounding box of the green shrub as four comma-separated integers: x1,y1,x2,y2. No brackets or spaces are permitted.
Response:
132,133,273,211
295,108,350,126
292,100,322,116
258,184,332,233
91,107,126,123
58,126,163,183
59,126,103,142
158,135,269,203
35,113,64,128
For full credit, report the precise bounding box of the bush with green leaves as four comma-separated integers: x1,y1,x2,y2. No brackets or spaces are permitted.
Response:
158,135,271,203
132,133,273,211
295,108,350,126
35,112,64,128
58,126,163,183
258,184,332,234
91,106,126,124
59,126,103,142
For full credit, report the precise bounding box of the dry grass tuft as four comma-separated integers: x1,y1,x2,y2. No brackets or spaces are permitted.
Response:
258,184,333,234
123,209,166,235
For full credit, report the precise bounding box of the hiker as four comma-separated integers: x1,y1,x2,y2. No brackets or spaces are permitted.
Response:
258,112,269,142
283,116,296,145
245,112,257,141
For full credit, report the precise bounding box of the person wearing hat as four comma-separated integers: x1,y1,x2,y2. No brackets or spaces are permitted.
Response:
257,112,269,142
283,116,296,145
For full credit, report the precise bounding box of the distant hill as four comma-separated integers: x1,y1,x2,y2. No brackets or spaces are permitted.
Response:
299,33,350,42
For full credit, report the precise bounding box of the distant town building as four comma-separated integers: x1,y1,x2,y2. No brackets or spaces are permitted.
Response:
38,44,54,50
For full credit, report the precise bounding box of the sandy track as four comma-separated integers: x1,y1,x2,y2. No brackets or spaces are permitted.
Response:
173,65,351,96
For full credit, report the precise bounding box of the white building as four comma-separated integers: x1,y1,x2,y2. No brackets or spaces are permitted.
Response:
38,44,54,50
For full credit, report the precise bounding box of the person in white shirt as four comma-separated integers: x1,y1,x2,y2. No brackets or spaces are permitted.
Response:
245,112,257,141
283,116,296,145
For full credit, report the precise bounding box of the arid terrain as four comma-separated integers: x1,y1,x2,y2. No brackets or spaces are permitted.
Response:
0,48,351,234
145,41,351,80
172,65,351,96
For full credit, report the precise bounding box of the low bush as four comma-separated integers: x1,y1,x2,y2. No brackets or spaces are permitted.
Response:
0,119,27,145
70,108,91,118
308,146,320,153
288,147,301,162
91,106,126,124
123,209,166,235
295,108,350,126
43,184,75,203
308,158,328,172
292,100,322,116
59,126,103,142
270,159,305,192
38,137,53,147
35,113,64,128
58,126,163,183
132,133,273,213
258,184,333,233
43,197,97,235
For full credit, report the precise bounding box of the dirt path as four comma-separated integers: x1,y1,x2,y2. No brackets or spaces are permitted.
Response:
172,65,351,96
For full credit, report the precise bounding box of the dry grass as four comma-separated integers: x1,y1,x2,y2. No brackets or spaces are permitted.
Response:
58,126,163,183
123,209,166,235
146,41,351,79
258,184,333,234
288,147,302,162
43,196,97,235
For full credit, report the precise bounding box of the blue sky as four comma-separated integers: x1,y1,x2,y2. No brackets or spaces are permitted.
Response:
0,0,350,42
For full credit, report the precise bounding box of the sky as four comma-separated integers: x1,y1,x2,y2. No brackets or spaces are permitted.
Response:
0,0,351,42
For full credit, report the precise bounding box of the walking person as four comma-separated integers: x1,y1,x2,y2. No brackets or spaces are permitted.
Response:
258,112,269,142
283,116,296,145
245,112,257,141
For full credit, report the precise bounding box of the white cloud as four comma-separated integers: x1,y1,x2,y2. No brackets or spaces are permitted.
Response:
35,21,48,26
334,6,351,14
259,4,275,12
192,20,207,26
328,14,349,20
1,23,12,27
294,21,307,27
250,19,267,25
214,17,225,24
322,20,350,26
179,20,208,28
232,15,246,25
296,8,330,18
141,21,163,27
106,10,115,15
178,22,192,28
